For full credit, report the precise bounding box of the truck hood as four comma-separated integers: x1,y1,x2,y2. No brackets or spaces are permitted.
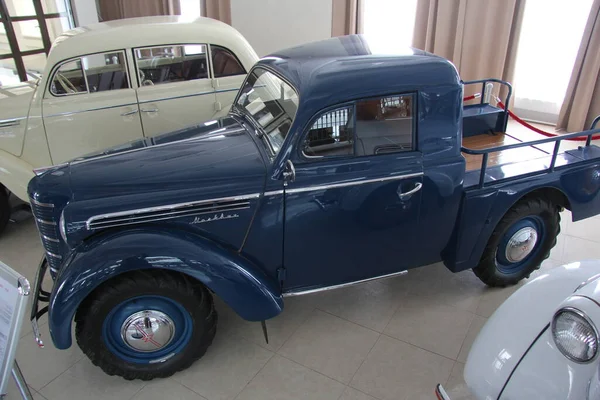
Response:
0,82,36,156
68,116,266,203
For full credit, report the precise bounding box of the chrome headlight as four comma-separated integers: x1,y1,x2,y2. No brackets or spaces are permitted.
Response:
59,210,67,242
552,307,598,363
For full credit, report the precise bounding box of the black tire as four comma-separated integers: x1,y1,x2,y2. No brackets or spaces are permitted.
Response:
0,189,9,236
75,270,217,380
473,197,560,287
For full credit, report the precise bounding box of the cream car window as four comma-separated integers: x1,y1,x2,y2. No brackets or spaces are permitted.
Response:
83,52,130,93
50,59,87,96
50,51,129,96
134,44,209,87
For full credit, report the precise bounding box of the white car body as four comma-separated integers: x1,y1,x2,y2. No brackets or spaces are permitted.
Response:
464,260,600,399
0,16,258,202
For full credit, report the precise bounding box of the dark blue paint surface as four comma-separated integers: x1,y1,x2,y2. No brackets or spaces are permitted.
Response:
26,34,600,351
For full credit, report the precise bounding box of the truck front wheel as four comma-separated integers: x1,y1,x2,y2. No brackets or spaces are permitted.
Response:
0,189,9,236
474,197,560,287
75,270,217,380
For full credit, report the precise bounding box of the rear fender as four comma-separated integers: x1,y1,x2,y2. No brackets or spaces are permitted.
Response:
48,227,283,349
445,169,597,272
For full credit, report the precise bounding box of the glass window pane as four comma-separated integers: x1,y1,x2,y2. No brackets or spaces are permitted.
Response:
12,20,44,52
46,16,72,43
83,52,129,93
0,58,20,87
211,45,245,78
6,0,36,17
0,24,9,54
42,0,68,14
50,59,86,95
135,45,208,86
22,53,47,79
304,107,354,157
355,95,414,155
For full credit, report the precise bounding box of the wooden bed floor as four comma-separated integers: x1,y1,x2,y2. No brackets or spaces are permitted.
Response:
462,132,549,171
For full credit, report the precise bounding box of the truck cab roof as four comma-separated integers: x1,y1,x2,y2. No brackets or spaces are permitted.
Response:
257,35,460,114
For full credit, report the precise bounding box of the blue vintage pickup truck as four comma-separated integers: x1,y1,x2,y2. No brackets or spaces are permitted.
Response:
27,35,600,380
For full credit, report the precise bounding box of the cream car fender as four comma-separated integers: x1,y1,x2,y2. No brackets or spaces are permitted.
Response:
464,261,600,399
0,149,35,200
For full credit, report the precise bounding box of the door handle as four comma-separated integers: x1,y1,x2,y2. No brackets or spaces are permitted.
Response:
397,182,423,201
120,109,139,117
141,108,159,113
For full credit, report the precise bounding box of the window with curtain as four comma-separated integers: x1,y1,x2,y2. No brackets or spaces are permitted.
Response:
362,0,418,50
512,0,593,124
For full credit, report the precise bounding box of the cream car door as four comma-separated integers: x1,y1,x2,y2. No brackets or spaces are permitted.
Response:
210,45,247,119
42,51,144,164
134,44,218,137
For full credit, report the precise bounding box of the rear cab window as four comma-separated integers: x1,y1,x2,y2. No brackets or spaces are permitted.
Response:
303,94,415,158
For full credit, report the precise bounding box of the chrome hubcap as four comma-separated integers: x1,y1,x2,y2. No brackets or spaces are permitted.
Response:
120,310,175,352
505,227,539,262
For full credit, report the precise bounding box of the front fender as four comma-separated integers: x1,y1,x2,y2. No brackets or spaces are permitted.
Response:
49,227,283,349
0,149,34,201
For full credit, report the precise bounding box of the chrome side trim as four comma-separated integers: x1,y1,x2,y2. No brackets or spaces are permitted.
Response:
45,251,62,259
36,218,57,226
86,193,260,229
215,88,239,94
283,270,408,297
263,190,284,197
138,90,214,104
45,102,139,118
41,234,60,243
286,172,424,195
30,198,54,208
0,117,25,128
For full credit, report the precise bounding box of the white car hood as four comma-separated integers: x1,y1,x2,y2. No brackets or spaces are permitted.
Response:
465,260,600,400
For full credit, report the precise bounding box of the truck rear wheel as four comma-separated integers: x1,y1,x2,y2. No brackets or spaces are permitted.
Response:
75,270,217,380
0,189,9,236
474,197,560,287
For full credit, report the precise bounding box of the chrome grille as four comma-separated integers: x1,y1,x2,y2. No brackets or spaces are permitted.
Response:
87,197,254,230
30,198,62,271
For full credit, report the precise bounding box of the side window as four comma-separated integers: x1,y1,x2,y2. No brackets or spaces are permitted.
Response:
134,44,209,87
50,59,87,96
211,45,245,78
303,106,354,157
302,94,414,158
82,52,129,93
355,95,414,155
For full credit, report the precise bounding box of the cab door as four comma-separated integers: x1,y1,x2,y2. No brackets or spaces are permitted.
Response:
283,94,424,291
209,45,248,118
42,51,144,164
134,44,218,137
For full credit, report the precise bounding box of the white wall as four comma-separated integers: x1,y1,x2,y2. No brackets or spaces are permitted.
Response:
72,0,99,27
231,0,333,57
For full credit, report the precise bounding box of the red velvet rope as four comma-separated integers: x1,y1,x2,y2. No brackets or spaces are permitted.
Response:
462,94,600,141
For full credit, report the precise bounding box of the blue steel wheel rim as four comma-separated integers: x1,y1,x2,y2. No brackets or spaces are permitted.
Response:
102,295,193,364
496,216,545,274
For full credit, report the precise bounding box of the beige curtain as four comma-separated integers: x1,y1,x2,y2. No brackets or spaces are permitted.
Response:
332,0,363,36
557,0,600,132
98,0,180,21
413,0,525,97
202,0,231,25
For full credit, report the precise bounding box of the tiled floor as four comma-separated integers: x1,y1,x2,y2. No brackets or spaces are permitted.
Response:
1,122,599,400
1,208,599,400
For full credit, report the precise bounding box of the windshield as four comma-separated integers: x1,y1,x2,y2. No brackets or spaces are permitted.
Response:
236,68,299,154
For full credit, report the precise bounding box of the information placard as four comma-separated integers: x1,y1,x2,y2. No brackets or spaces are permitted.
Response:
0,261,30,396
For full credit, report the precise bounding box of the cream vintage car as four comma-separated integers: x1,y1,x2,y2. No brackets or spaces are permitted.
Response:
0,16,258,234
